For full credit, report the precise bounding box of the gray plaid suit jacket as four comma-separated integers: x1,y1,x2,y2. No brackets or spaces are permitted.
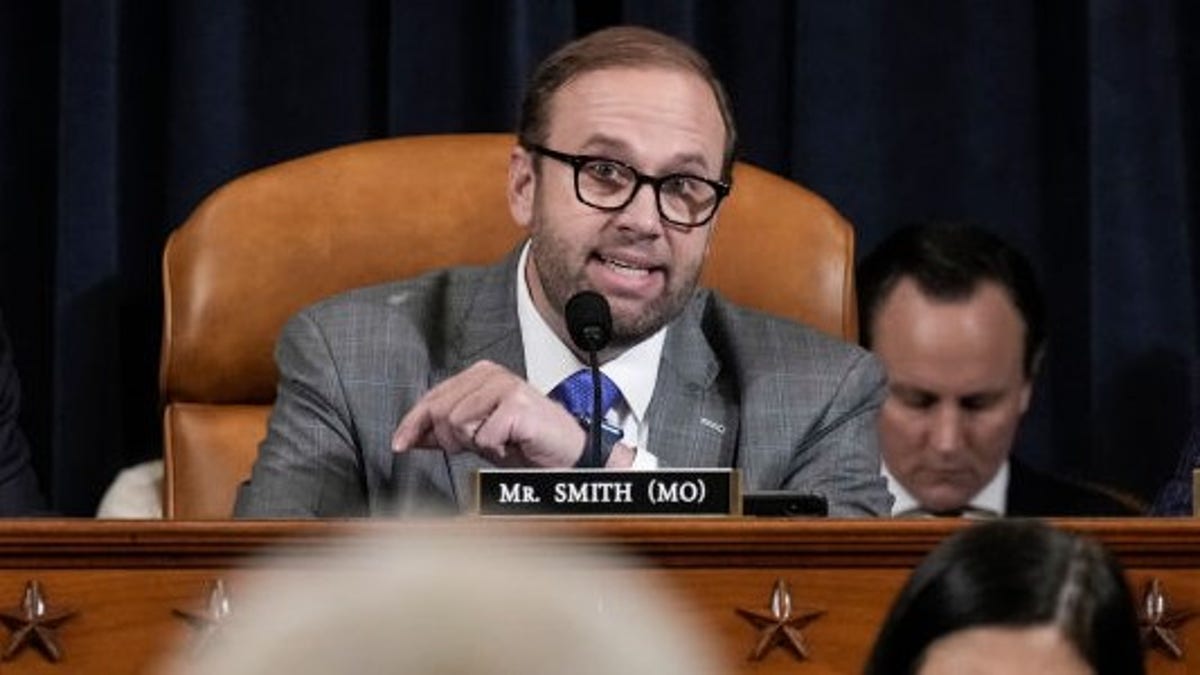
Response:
235,248,892,517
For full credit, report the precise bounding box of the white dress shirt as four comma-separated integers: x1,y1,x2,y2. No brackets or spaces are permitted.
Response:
515,244,663,468
883,460,1009,517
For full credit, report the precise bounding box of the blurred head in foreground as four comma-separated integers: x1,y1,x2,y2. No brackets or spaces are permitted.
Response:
865,520,1144,675
171,532,720,675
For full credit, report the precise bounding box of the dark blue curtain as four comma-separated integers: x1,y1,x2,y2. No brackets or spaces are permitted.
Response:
1,0,1196,514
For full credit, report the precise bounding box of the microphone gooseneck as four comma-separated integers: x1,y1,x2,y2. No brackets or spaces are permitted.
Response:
564,291,612,468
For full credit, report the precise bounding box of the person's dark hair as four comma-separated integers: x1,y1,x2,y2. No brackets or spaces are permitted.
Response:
864,520,1145,675
517,25,738,181
857,222,1046,377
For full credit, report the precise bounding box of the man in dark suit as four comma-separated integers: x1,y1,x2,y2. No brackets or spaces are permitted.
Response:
235,27,891,517
857,223,1138,516
1150,419,1200,515
0,310,46,516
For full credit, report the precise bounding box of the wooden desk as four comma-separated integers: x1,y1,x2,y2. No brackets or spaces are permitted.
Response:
0,518,1195,673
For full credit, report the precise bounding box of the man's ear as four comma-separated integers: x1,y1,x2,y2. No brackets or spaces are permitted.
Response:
1018,380,1034,414
507,145,535,230
1028,344,1046,379
1020,344,1046,413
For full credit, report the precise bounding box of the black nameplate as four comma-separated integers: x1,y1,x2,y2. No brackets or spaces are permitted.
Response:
474,469,739,516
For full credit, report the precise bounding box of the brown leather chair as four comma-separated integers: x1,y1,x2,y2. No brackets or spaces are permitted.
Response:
160,133,858,518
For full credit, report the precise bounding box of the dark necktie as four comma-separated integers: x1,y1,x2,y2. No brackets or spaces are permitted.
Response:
898,506,999,519
548,369,624,467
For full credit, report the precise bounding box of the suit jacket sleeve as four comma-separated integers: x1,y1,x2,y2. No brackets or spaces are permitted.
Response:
0,314,46,516
234,309,369,517
782,349,890,516
663,295,891,517
1151,421,1200,516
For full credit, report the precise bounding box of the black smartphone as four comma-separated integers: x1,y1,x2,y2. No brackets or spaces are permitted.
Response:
741,491,828,517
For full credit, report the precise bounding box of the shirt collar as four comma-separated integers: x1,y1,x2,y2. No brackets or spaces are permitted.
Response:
883,460,1010,517
515,242,665,423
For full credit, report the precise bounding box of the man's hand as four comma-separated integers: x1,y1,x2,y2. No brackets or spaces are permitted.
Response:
606,442,635,469
391,360,588,468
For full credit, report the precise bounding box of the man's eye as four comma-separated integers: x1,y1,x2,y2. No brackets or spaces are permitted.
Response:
664,175,713,197
661,176,690,195
960,395,1000,412
895,392,936,409
585,161,625,182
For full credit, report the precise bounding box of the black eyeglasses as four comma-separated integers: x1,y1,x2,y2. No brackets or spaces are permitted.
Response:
524,143,730,228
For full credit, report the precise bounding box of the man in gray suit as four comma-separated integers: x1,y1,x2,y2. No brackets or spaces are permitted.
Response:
235,26,891,518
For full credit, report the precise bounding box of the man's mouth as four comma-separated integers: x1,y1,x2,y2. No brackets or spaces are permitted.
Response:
599,254,654,277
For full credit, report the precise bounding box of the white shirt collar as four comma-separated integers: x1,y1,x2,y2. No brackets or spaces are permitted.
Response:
883,460,1009,517
515,243,664,424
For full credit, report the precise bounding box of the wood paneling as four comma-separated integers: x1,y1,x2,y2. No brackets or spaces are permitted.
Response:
0,519,1192,673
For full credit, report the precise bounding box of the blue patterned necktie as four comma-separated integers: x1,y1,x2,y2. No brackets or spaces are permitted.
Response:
548,369,624,467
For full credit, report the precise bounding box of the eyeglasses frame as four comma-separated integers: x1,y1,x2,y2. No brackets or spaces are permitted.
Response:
523,143,731,228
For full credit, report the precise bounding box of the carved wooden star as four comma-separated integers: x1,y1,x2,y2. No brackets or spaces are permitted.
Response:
173,579,233,656
1139,578,1196,660
736,579,825,661
0,580,76,662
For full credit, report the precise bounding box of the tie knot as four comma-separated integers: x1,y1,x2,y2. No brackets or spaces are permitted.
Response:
549,369,622,421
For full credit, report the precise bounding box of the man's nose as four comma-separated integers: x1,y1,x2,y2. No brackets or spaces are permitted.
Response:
930,407,965,454
617,182,664,236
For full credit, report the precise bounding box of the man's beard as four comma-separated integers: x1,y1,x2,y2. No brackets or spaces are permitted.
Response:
529,227,699,348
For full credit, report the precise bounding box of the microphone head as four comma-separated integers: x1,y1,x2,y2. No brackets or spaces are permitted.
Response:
565,291,612,353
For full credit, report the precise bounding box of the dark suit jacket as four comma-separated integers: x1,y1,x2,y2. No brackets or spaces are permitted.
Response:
236,249,892,518
1007,457,1140,516
0,312,46,516
1151,420,1199,516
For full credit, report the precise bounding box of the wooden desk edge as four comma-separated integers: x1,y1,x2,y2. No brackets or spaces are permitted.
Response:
0,517,1195,568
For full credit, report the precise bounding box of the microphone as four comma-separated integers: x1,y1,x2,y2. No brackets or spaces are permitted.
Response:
565,291,612,468
565,290,611,353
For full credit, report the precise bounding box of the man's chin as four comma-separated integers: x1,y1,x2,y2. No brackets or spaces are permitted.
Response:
916,487,979,513
609,288,696,342
610,321,664,349
610,304,672,346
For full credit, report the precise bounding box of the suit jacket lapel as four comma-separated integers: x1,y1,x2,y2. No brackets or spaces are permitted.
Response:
646,293,739,468
446,248,526,375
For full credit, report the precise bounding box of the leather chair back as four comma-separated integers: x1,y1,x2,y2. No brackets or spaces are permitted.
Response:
160,133,858,518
